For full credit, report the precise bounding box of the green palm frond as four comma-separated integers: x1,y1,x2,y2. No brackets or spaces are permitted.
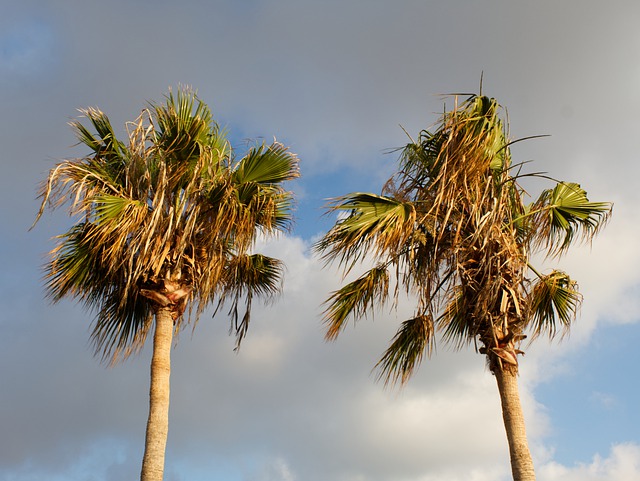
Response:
233,141,300,185
270,189,297,231
323,266,390,340
232,182,294,232
375,313,435,386
89,288,153,363
315,193,416,268
462,95,509,173
45,223,105,302
71,108,126,159
45,222,153,363
223,253,284,297
153,88,214,161
527,269,582,339
531,182,612,256
46,222,134,308
231,142,299,233
92,194,147,226
219,253,285,349
400,130,442,177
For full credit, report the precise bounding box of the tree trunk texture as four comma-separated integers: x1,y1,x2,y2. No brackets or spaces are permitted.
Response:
494,367,536,481
140,308,173,481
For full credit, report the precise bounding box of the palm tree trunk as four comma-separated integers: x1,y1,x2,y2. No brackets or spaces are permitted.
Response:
494,367,536,481
140,308,173,481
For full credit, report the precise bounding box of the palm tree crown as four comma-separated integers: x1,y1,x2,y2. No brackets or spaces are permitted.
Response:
315,94,611,480
315,94,611,383
35,88,300,362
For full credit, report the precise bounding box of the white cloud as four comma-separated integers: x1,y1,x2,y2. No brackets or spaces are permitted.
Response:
539,443,640,481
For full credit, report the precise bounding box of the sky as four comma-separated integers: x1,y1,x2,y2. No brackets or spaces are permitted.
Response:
1,1,639,480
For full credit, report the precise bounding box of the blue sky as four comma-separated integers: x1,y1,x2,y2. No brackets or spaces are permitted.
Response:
1,1,640,480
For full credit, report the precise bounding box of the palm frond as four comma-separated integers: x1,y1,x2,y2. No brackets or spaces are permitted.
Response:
233,141,300,185
45,221,153,363
395,131,443,189
153,87,214,162
375,313,435,386
323,266,390,340
531,182,612,257
315,193,416,269
437,286,474,349
223,253,284,297
527,269,582,339
219,253,285,349
71,108,126,159
229,142,299,234
89,288,153,364
44,223,106,302
92,194,147,226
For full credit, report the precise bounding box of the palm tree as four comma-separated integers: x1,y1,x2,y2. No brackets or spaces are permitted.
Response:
33,88,299,481
314,94,611,481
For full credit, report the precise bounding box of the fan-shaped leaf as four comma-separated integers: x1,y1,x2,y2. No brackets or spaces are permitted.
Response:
527,269,582,338
376,314,435,386
323,266,390,340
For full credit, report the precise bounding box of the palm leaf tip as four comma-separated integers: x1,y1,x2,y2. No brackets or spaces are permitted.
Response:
219,253,286,350
323,266,390,341
376,314,434,386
